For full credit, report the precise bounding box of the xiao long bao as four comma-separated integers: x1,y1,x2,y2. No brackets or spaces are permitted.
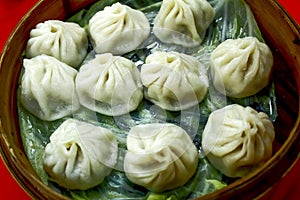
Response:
210,37,274,98
75,53,143,116
202,104,275,178
20,55,80,121
124,123,199,192
88,2,150,55
153,0,215,47
26,20,88,68
140,51,209,111
43,119,118,190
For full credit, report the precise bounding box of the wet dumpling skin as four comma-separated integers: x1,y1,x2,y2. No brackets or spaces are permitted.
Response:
153,0,215,47
210,37,274,98
43,118,118,190
89,2,150,55
202,104,275,177
141,51,208,111
75,53,143,116
124,123,199,192
26,20,88,68
21,54,80,121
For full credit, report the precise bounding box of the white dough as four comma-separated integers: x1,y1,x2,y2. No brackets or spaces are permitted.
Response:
75,53,143,116
210,37,274,98
43,118,118,190
202,104,275,177
153,0,215,47
26,20,88,68
88,2,150,55
21,55,80,121
124,123,199,192
141,51,208,111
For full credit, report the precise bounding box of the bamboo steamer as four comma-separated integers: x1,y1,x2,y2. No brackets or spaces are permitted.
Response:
0,0,299,199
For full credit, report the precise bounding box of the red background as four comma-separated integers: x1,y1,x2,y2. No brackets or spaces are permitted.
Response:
0,0,299,199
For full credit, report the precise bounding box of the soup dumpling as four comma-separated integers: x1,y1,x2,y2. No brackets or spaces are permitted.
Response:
75,53,143,116
88,2,150,55
153,0,215,47
210,37,274,98
20,54,80,121
141,51,208,111
26,20,88,68
43,118,118,190
124,123,199,192
202,104,275,177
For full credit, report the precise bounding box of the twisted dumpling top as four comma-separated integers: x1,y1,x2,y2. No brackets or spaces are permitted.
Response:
153,0,215,47
26,20,88,68
202,104,275,177
89,2,150,55
210,37,274,98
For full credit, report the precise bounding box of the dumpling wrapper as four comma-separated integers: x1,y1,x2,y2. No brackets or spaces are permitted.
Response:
21,54,80,121
202,104,275,177
210,37,274,98
141,51,208,111
153,0,215,47
75,53,143,116
88,2,150,55
26,20,88,68
124,123,199,193
43,118,118,190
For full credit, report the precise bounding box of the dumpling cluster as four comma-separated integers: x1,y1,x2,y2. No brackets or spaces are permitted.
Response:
20,0,277,194
26,20,88,68
23,20,89,121
75,53,143,116
88,2,150,55
153,0,215,47
210,37,274,98
43,118,118,190
20,55,80,121
202,104,275,177
141,51,208,111
124,123,199,192
22,1,216,120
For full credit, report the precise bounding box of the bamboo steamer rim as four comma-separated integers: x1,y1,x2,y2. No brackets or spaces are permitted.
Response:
0,0,299,199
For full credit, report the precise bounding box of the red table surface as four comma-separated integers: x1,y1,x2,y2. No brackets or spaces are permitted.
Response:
0,0,299,199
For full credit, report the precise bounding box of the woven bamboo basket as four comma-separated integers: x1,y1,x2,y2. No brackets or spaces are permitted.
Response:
0,0,299,199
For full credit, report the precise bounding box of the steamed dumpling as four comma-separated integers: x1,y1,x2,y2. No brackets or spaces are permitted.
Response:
88,2,150,55
26,20,88,68
141,51,208,111
124,123,198,192
153,0,215,47
210,37,274,98
202,104,275,178
43,118,118,190
20,54,80,121
75,53,143,116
